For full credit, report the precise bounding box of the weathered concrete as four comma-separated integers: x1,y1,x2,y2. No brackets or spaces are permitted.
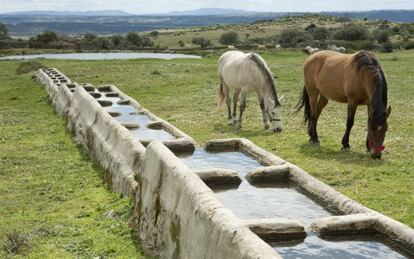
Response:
246,165,290,184
244,218,306,242
130,141,280,259
193,168,242,188
311,213,378,235
67,86,145,198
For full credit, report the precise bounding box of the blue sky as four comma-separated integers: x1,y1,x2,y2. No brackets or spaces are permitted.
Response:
0,0,413,13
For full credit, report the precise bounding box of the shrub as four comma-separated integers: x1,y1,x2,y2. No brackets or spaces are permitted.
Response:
16,61,45,74
83,32,97,42
404,41,414,50
192,37,211,48
219,31,239,45
311,27,330,40
279,28,307,47
0,22,8,40
374,30,390,43
381,41,394,52
334,24,369,41
149,31,159,37
36,31,58,44
126,32,142,46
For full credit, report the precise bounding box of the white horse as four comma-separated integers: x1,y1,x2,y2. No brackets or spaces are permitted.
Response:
218,50,283,132
303,45,319,55
328,44,346,53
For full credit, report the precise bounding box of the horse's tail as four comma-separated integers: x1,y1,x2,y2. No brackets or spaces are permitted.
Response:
295,86,311,126
217,80,225,109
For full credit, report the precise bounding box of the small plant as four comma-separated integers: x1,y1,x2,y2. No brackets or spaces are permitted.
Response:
3,231,30,255
16,61,45,74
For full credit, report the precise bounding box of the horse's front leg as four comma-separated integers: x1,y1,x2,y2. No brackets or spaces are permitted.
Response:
341,103,357,150
258,96,270,129
233,89,241,124
236,92,247,130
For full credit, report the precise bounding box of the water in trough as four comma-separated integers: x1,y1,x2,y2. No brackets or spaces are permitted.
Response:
90,89,175,141
178,148,410,258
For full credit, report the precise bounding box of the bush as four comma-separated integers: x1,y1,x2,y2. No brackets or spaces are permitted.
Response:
16,61,45,74
192,37,211,48
374,30,390,43
279,28,307,47
380,41,394,52
404,41,414,50
334,24,369,41
219,31,239,45
311,27,330,40
0,22,8,40
126,32,153,47
352,40,376,50
83,32,97,42
36,31,59,44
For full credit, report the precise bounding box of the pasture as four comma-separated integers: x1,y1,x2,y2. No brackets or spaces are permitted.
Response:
1,49,413,256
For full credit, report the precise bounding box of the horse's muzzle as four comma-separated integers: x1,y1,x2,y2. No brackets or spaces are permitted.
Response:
273,127,283,133
371,152,382,160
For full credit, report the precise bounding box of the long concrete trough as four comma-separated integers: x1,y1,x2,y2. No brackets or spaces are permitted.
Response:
37,68,414,258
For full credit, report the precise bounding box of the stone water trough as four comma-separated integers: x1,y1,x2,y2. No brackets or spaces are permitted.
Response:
37,68,414,258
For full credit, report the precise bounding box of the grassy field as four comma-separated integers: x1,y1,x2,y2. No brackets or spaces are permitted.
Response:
36,49,413,228
0,63,147,257
1,49,413,257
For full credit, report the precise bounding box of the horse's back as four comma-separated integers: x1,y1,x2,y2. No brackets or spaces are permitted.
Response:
218,51,265,91
304,50,355,102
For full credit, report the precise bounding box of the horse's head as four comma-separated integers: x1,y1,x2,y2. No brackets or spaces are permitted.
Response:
368,106,391,159
267,96,283,132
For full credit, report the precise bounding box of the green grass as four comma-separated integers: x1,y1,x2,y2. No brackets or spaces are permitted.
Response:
0,62,147,258
0,49,413,257
37,49,413,228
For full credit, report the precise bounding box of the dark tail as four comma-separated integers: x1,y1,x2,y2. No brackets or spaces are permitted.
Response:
295,86,311,126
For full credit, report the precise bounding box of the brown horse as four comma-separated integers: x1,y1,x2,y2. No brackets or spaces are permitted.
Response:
296,50,391,159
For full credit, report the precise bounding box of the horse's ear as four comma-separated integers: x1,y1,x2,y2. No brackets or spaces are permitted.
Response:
386,106,392,118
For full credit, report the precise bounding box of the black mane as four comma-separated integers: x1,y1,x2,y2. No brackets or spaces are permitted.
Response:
353,51,388,127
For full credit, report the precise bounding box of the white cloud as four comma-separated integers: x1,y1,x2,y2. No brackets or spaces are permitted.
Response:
0,0,413,13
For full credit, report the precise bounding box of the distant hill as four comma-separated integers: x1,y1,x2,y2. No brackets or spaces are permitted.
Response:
1,9,414,36
0,10,133,16
162,8,262,16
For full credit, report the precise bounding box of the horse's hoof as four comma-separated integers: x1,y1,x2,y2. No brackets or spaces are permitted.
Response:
264,124,270,130
309,140,320,146
342,146,351,152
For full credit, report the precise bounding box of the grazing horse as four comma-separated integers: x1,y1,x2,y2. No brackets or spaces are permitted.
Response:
296,50,391,159
218,50,283,132
328,44,346,53
303,46,320,55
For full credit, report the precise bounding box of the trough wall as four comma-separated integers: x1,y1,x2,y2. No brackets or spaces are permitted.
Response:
36,69,280,258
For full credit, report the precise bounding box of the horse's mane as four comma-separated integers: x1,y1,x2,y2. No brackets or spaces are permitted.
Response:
353,51,388,127
248,53,281,107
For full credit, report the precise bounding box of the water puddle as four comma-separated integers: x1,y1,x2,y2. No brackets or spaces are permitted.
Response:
272,234,410,259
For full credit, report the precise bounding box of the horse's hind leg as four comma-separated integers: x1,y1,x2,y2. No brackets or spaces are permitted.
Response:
258,96,270,129
223,84,233,125
341,102,357,150
236,92,247,130
308,93,321,144
232,89,241,124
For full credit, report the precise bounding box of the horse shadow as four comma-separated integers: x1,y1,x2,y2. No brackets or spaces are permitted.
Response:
212,123,275,138
298,142,386,166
